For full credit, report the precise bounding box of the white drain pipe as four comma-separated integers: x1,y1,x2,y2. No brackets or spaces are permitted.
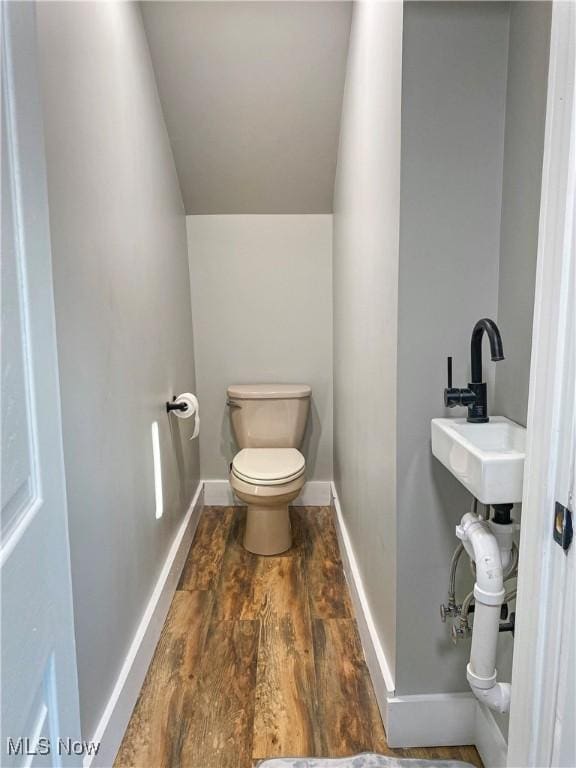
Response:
456,512,512,713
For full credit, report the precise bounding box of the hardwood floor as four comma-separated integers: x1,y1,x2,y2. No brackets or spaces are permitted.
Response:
115,506,482,768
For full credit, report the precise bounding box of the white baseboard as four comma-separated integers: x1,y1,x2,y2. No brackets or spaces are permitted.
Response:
386,692,506,765
203,480,236,505
85,483,204,768
330,481,507,764
475,703,509,768
296,480,331,505
330,481,395,733
203,479,331,507
386,693,477,748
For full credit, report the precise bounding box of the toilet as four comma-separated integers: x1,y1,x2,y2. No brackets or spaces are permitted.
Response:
227,383,311,555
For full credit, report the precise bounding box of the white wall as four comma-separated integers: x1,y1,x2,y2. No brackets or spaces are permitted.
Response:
37,1,199,741
332,0,403,683
187,215,333,481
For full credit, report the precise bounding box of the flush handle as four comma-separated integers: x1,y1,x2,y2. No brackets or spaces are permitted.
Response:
226,399,242,408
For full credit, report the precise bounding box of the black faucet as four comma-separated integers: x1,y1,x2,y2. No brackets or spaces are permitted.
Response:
444,318,504,423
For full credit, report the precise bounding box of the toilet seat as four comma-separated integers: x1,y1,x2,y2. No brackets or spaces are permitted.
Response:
231,448,305,486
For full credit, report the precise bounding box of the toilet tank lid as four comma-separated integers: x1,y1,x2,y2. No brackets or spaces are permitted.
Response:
227,384,311,400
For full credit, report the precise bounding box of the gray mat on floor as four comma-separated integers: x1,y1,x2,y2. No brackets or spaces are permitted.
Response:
256,757,475,768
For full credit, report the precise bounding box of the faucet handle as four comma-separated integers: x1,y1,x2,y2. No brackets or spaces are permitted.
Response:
444,355,477,409
445,355,462,408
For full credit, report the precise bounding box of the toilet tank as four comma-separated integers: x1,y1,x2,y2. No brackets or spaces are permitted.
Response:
227,384,311,448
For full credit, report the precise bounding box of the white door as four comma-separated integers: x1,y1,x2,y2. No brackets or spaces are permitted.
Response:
1,2,82,766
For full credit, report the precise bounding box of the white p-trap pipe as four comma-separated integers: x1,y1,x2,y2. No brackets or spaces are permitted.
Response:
456,512,512,713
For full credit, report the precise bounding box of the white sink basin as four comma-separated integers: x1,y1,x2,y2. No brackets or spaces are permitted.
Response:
431,416,526,504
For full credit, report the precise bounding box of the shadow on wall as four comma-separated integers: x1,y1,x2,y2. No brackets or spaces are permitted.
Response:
167,411,200,508
430,451,477,670
217,392,323,479
219,402,236,474
300,398,322,479
167,416,187,508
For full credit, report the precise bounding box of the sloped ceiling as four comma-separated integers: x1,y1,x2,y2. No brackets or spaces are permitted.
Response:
141,1,352,214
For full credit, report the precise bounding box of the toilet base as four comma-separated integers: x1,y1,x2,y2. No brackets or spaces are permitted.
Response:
229,471,304,556
244,502,292,555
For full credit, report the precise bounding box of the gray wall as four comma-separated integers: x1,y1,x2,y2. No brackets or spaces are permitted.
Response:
334,0,550,737
396,2,510,695
37,2,199,740
141,1,352,215
332,0,403,680
492,2,551,738
494,2,552,427
187,215,333,481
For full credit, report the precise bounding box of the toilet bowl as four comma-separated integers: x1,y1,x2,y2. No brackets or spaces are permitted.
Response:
227,384,311,555
230,448,305,554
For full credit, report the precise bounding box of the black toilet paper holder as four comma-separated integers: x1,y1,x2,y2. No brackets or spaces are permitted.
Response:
166,397,188,414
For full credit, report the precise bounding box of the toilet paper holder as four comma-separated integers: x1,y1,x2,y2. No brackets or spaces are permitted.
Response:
166,397,188,413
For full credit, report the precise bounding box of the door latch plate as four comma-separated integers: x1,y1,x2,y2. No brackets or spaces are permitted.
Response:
553,501,573,552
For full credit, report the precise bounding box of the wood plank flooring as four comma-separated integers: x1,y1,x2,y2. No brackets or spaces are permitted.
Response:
115,506,482,768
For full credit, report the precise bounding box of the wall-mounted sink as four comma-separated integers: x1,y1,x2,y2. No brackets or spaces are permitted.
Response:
431,416,526,504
